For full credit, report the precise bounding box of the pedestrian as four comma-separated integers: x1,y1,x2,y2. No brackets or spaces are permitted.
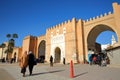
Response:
50,55,53,67
63,57,65,65
101,58,107,67
93,56,96,64
28,51,36,75
89,55,93,65
96,54,101,66
13,52,16,63
19,51,28,77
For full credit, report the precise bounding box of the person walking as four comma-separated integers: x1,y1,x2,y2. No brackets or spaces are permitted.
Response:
63,57,65,65
19,51,28,77
96,54,101,66
93,56,97,64
13,52,16,63
50,55,53,67
28,51,35,75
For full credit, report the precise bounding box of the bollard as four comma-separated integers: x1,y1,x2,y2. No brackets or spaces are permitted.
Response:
70,60,74,78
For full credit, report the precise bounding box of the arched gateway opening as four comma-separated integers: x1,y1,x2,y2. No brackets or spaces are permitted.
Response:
38,40,46,63
54,47,61,63
87,24,118,62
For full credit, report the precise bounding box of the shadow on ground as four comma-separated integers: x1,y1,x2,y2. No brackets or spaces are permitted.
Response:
25,69,65,77
74,72,88,78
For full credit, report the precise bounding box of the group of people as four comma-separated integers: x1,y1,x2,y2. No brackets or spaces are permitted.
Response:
1,52,16,63
20,53,66,77
89,53,110,66
49,55,66,67
19,51,36,77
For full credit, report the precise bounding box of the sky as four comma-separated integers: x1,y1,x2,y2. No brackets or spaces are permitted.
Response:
0,0,120,47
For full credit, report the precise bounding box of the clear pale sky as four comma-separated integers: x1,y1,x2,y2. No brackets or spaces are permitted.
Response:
0,0,120,46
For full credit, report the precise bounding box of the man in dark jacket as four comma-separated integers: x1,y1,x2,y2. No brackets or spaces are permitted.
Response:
50,55,53,67
28,51,35,75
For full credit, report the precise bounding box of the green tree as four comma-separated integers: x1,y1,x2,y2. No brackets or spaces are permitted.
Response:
6,34,11,40
12,33,18,46
6,33,18,53
8,39,14,53
5,33,18,61
13,33,18,38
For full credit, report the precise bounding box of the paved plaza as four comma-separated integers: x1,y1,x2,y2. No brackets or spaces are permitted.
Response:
0,63,120,80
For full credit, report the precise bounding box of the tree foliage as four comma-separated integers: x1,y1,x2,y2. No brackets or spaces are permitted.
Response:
5,33,18,54
6,34,11,39
13,33,18,38
0,43,6,48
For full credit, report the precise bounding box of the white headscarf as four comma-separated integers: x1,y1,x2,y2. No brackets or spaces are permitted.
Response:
29,51,32,54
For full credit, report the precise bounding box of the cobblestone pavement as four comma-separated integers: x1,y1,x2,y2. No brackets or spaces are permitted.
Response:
0,63,120,80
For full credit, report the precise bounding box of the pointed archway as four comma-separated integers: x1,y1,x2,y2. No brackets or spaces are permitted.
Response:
87,24,118,53
87,24,118,63
54,47,61,63
38,40,46,63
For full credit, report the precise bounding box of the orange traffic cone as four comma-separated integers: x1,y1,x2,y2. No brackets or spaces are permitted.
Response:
70,60,74,78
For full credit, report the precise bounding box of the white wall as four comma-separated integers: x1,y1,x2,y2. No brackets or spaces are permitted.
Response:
107,47,120,65
50,34,65,63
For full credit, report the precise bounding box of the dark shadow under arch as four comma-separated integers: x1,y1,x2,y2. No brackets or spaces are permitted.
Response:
54,47,61,63
38,40,46,63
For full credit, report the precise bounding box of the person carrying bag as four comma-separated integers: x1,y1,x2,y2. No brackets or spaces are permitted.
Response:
19,51,28,77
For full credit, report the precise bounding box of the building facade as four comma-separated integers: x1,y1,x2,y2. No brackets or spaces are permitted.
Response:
21,2,120,64
0,41,22,62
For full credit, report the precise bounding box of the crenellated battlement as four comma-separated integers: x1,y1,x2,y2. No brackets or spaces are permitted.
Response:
47,18,75,31
46,11,114,31
84,11,113,23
